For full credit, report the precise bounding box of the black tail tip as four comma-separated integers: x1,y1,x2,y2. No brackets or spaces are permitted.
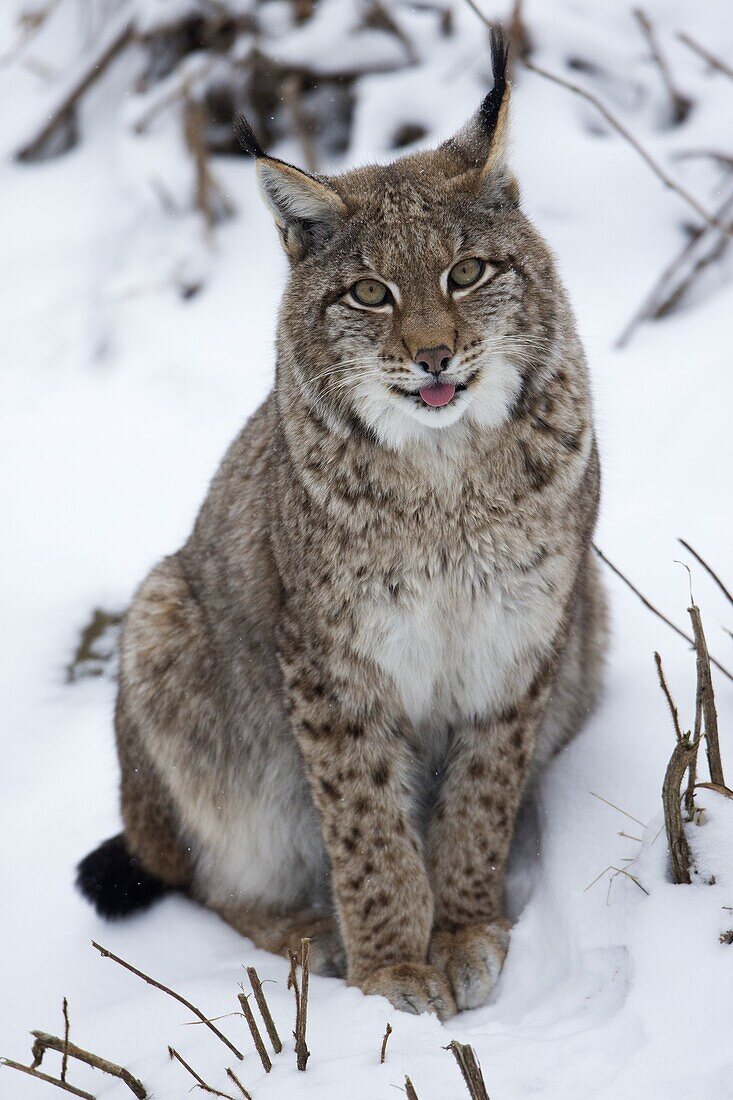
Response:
76,834,169,919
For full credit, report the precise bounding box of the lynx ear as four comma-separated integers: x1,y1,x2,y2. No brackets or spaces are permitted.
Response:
235,115,346,260
442,27,512,187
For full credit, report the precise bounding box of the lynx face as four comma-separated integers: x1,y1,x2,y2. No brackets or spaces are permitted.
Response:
286,171,543,448
242,43,556,449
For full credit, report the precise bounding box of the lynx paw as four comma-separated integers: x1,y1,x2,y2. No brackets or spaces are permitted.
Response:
429,920,511,1011
361,962,457,1021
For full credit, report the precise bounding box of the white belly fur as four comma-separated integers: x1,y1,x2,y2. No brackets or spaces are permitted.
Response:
356,569,559,733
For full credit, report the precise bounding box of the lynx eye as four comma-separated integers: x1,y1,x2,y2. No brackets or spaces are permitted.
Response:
350,278,390,308
449,257,485,289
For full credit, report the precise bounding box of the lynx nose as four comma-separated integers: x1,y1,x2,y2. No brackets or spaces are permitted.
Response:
415,345,452,377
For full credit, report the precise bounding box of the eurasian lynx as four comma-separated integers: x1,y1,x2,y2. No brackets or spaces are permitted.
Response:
78,31,606,1020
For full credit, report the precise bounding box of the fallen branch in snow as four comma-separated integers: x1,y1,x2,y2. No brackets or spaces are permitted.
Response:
679,539,733,610
593,546,733,682
380,1021,393,1063
616,184,733,347
676,30,733,82
446,1041,491,1100
225,1067,253,1099
15,13,133,162
689,603,725,788
168,1047,236,1100
405,1076,421,1100
0,1058,95,1098
31,1031,146,1099
459,0,729,235
245,966,282,1054
236,992,272,1073
633,9,691,124
92,941,243,1061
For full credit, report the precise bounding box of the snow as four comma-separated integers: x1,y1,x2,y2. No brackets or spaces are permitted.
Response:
1,0,733,1097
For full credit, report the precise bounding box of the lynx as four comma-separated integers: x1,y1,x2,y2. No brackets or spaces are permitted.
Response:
78,31,606,1020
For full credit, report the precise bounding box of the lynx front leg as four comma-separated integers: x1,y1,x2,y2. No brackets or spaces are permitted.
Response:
285,662,456,1020
427,670,555,1010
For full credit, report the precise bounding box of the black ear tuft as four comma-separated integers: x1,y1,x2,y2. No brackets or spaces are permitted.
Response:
478,25,509,138
234,114,266,159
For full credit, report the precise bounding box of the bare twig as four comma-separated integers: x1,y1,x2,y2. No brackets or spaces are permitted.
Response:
633,9,691,123
380,1022,393,1064
246,967,282,1054
236,993,272,1073
15,14,133,161
31,1033,146,1099
676,31,733,82
92,942,243,1061
592,546,733,682
662,732,699,884
405,1076,421,1100
689,604,725,787
616,185,733,346
295,939,311,1072
1,1059,95,1099
168,1047,236,1100
226,1067,252,1100
460,0,730,233
61,999,70,1084
446,1041,491,1100
674,149,733,171
589,791,646,829
522,59,726,233
654,651,683,738
679,539,733,609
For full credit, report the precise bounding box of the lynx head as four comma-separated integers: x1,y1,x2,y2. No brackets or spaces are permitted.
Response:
239,29,558,450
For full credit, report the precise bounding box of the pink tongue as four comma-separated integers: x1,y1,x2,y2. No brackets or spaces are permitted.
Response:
420,382,456,408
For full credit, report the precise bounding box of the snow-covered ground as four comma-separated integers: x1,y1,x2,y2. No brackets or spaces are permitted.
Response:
2,1,733,1097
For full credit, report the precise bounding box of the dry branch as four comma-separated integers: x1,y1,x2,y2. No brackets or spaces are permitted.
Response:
633,9,691,124
245,967,282,1054
405,1076,421,1100
226,1067,253,1100
31,1032,146,1099
61,999,70,1084
676,31,733,82
592,546,733,682
459,0,729,234
294,938,311,1072
689,604,725,787
447,1041,491,1100
1,1059,95,1099
168,1047,235,1100
380,1022,393,1063
616,185,733,346
679,539,733,609
662,731,699,884
522,59,726,234
654,651,683,739
92,941,243,1061
15,14,133,161
236,993,272,1073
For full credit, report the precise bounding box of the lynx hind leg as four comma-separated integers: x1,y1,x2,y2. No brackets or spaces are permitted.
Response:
218,907,347,978
429,921,511,1011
